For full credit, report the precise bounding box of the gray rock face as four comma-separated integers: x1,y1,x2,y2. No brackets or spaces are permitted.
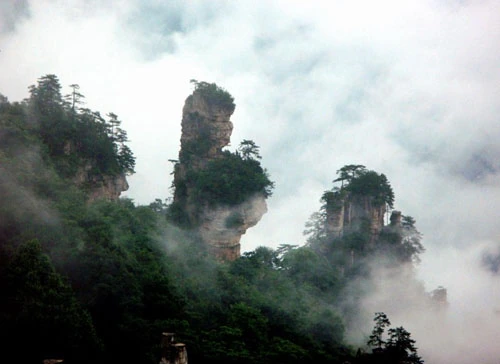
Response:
72,163,129,202
199,195,268,261
173,88,267,261
325,192,386,243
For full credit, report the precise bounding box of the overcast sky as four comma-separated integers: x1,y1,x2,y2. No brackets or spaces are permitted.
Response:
2,1,500,361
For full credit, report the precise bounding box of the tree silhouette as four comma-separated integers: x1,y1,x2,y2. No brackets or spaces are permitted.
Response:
367,312,391,350
238,139,261,160
387,326,423,363
333,164,367,187
365,313,424,363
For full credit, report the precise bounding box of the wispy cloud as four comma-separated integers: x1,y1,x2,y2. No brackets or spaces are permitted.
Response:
1,1,500,361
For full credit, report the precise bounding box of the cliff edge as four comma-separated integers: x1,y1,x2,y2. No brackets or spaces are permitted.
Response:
171,81,271,260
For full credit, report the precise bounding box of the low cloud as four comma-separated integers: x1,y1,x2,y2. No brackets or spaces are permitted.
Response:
351,243,500,364
1,1,500,362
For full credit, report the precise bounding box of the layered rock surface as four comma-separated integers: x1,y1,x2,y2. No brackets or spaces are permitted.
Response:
199,195,267,261
325,192,387,244
173,86,267,260
72,163,129,202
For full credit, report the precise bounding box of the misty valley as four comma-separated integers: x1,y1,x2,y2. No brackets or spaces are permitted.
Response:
0,75,448,364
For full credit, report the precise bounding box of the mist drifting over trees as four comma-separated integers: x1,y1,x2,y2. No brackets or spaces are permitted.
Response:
0,75,442,363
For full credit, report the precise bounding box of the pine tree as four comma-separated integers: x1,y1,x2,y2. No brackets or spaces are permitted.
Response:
367,312,391,351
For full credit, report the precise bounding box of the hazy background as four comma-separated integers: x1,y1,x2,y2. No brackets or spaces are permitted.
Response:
2,1,500,362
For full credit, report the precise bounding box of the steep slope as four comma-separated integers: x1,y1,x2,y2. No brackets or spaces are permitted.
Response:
71,161,129,202
171,81,271,260
306,165,427,269
325,192,387,244
28,74,134,202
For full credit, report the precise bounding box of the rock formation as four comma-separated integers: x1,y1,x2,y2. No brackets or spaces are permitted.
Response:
62,138,130,202
172,83,267,260
72,163,129,202
85,173,128,202
325,192,387,244
199,196,267,261
159,333,188,364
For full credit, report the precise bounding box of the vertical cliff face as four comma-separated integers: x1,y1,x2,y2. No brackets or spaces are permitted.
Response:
173,87,236,226
84,173,129,202
347,195,386,243
325,192,387,243
325,197,345,238
178,90,234,168
199,196,268,261
172,83,268,261
71,162,129,202
323,167,394,245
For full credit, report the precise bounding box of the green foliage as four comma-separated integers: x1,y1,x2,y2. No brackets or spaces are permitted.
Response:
65,83,85,113
378,215,424,264
26,74,135,177
362,312,424,364
174,138,273,228
238,139,262,160
62,199,184,363
0,240,102,363
305,166,409,267
0,79,428,364
332,165,395,208
190,79,235,112
303,211,328,245
188,150,274,206
333,164,367,186
344,170,394,208
386,326,423,363
321,190,344,211
367,312,391,350
280,247,341,293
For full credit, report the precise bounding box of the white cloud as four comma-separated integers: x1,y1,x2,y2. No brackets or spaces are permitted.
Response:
2,1,500,361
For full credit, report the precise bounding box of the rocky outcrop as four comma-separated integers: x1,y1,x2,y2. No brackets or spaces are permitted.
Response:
325,192,387,243
173,87,236,226
389,210,402,226
64,139,129,202
178,91,234,166
160,333,188,364
72,163,129,202
199,195,268,261
173,85,267,261
85,173,128,202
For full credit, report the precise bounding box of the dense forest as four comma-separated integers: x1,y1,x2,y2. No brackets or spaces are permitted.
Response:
0,75,428,363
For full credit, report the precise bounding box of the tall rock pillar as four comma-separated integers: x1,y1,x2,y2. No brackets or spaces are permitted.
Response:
173,85,235,226
172,83,268,261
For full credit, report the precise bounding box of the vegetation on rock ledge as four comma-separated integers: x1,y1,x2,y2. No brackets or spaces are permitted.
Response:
26,74,135,178
0,76,427,364
190,79,236,112
187,144,274,207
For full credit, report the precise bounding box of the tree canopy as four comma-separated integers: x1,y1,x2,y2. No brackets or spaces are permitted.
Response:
187,142,274,207
26,74,135,177
333,165,394,208
190,79,235,112
362,312,424,363
0,76,429,364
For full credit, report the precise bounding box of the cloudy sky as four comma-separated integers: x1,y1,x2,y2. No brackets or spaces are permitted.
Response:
2,0,500,361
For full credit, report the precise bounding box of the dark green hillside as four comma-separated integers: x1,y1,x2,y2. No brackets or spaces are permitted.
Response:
0,76,424,363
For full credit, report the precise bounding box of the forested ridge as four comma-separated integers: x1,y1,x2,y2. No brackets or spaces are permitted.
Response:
0,75,427,363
